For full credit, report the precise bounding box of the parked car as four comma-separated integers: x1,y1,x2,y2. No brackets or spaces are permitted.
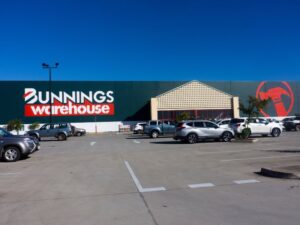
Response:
283,116,300,131
216,118,231,128
71,125,86,136
27,123,72,141
173,120,234,144
143,120,176,138
0,128,40,162
229,118,282,137
133,122,147,134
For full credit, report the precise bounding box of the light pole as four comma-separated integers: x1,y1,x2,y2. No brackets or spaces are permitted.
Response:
42,62,59,123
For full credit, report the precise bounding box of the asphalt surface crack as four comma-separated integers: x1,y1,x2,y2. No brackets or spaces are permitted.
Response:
138,192,159,225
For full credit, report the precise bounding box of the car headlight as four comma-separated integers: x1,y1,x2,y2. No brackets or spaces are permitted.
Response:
24,138,34,143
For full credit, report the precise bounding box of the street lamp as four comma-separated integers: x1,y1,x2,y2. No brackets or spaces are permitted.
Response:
42,62,59,123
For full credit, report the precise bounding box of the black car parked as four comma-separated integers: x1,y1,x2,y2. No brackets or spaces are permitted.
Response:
283,116,300,131
0,128,40,162
71,125,86,136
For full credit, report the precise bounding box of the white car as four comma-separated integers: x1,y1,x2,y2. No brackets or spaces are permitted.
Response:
133,122,147,134
216,118,231,128
230,118,282,137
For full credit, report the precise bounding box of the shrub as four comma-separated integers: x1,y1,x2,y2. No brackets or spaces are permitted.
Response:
236,128,251,140
29,122,40,130
176,112,190,122
7,119,24,134
241,128,251,139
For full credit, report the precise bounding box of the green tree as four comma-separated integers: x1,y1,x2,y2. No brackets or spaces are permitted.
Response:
29,122,40,130
176,112,190,122
238,96,270,139
7,119,24,135
239,96,270,120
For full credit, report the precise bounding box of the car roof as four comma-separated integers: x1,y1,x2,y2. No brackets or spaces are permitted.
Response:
181,120,216,123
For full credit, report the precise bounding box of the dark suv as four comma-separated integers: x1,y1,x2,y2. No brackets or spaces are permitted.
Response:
27,123,72,141
71,125,86,136
283,116,300,131
0,128,40,162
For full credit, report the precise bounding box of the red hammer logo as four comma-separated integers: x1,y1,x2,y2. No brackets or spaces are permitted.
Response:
256,82,294,117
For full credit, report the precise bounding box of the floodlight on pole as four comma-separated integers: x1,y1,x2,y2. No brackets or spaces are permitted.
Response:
41,62,59,123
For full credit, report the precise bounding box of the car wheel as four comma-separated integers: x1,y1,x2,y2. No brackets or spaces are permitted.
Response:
187,133,198,144
3,146,21,162
271,128,281,137
296,125,300,131
151,131,159,138
76,132,82,137
222,132,233,142
58,133,67,141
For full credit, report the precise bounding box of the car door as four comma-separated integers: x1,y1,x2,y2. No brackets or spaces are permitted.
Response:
51,124,61,136
162,121,170,134
157,121,163,133
0,129,5,150
165,121,176,134
247,119,259,134
257,119,269,133
204,122,221,138
46,124,55,137
167,121,175,133
38,124,52,137
193,122,206,137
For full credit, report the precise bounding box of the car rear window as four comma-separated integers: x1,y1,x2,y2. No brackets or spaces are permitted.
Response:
221,120,230,125
230,119,245,124
59,124,68,128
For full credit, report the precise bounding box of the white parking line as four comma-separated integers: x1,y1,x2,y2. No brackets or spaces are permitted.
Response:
221,155,300,162
234,179,260,184
196,149,255,155
0,173,20,176
90,142,96,146
133,140,141,144
188,183,215,189
124,161,166,193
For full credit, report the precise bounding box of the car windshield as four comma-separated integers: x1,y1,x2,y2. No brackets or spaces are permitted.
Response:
0,128,13,137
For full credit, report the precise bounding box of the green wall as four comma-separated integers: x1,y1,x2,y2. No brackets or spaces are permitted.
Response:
0,81,299,124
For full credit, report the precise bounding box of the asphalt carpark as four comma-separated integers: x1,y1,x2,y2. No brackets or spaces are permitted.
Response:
0,132,300,225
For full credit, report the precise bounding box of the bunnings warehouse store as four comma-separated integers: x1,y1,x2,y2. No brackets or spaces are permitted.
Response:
0,80,299,132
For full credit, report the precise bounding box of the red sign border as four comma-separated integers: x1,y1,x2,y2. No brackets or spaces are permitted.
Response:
256,81,294,117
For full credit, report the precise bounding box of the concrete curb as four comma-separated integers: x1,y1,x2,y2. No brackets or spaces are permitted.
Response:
257,168,300,179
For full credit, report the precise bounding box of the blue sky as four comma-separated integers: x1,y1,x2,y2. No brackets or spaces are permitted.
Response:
1,0,300,81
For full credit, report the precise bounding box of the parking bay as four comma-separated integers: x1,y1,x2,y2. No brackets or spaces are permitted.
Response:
0,132,300,225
